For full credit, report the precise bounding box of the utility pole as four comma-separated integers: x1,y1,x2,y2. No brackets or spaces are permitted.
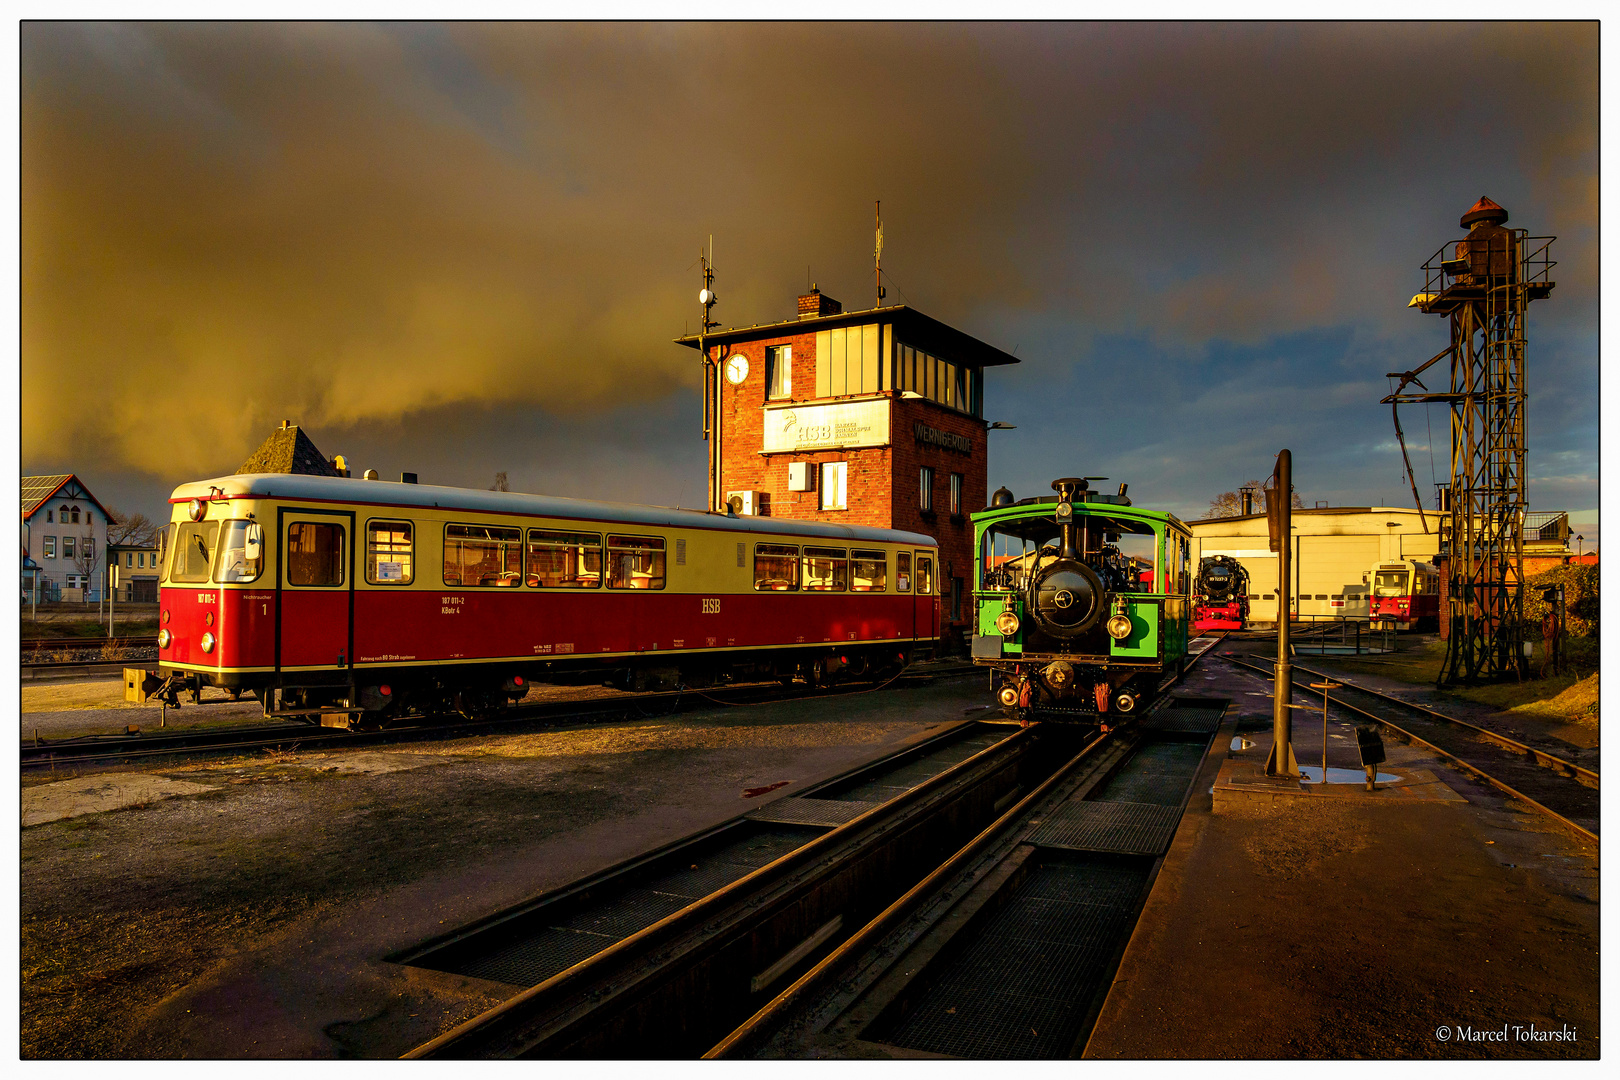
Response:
1265,449,1299,777
698,242,720,511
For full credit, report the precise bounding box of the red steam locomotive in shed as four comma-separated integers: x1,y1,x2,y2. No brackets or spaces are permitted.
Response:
154,474,940,723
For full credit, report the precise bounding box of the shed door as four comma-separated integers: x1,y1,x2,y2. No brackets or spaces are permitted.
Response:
278,510,354,671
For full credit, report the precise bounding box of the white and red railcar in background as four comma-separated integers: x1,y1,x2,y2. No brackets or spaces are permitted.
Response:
155,474,940,721
1368,559,1440,631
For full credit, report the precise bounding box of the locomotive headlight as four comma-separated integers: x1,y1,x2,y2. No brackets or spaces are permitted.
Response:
189,498,207,522
1106,613,1134,640
200,632,216,654
157,629,171,649
995,609,1021,636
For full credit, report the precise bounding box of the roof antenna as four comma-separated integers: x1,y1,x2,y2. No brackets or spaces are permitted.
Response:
874,200,886,308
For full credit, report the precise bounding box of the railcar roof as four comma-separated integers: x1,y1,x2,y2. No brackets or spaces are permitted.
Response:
169,474,937,547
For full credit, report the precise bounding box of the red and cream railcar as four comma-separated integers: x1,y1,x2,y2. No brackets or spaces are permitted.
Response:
156,474,940,719
1368,559,1440,631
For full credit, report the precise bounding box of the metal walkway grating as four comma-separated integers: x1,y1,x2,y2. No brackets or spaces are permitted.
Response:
1091,740,1208,806
1140,705,1226,734
883,856,1151,1058
745,798,884,826
1026,800,1183,856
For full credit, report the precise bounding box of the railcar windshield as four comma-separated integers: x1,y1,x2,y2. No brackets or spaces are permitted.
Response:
214,521,264,583
1374,570,1409,596
170,521,219,584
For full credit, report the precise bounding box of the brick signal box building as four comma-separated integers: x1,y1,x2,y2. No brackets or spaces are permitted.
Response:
677,287,1020,642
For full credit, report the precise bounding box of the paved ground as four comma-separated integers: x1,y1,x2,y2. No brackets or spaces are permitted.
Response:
20,671,986,1058
1084,642,1600,1059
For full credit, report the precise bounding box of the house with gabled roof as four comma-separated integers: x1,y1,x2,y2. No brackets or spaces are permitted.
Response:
21,474,112,602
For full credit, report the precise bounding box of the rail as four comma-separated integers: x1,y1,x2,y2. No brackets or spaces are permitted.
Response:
1221,654,1596,845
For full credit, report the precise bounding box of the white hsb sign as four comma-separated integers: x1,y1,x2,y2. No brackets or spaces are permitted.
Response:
763,400,890,453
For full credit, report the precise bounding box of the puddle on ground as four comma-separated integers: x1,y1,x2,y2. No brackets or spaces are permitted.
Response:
1299,765,1401,785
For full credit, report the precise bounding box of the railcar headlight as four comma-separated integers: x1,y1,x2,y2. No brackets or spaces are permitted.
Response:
189,498,207,522
157,629,171,648
1106,613,1134,640
200,632,216,654
995,609,1021,636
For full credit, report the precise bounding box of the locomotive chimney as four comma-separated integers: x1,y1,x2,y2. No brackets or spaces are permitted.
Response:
1052,478,1089,559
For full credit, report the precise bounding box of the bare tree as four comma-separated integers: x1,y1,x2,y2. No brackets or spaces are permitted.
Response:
1202,481,1305,519
107,508,159,547
490,471,510,492
1202,481,1264,519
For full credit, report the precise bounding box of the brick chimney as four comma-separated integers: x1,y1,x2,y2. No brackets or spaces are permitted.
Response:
797,285,842,320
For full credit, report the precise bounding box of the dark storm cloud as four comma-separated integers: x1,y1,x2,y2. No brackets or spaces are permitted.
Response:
21,22,1596,530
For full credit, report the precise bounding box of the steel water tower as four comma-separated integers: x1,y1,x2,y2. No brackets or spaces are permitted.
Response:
1384,197,1555,684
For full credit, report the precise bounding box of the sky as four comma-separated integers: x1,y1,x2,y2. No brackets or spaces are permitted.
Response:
18,21,1600,545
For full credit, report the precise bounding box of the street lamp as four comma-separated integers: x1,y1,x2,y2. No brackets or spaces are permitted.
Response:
1576,534,1584,559
987,421,1016,430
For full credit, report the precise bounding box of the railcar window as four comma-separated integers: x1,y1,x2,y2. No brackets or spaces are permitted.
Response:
445,524,522,587
896,551,912,593
287,522,345,586
366,521,414,585
215,521,265,583
916,554,934,595
528,529,602,588
851,549,887,591
156,524,172,583
803,547,848,591
1374,571,1407,596
171,521,220,584
607,535,665,589
754,544,799,591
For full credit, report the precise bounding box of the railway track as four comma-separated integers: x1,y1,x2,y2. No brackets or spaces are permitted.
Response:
401,639,1228,1059
711,701,1225,1059
1221,653,1598,844
22,635,157,651
20,662,982,770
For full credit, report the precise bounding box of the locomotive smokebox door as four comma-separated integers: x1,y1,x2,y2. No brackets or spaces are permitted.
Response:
1355,725,1386,766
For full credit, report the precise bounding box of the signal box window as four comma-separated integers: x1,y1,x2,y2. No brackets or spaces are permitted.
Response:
950,473,963,516
820,462,847,510
919,467,934,512
851,549,887,591
754,544,799,591
896,551,912,592
444,524,521,587
287,522,345,586
803,547,848,591
171,521,220,583
766,344,792,399
607,535,665,589
915,553,934,595
366,520,414,585
216,521,265,583
528,529,602,588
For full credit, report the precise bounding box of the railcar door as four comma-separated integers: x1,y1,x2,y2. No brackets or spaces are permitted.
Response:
277,509,355,674
915,552,937,641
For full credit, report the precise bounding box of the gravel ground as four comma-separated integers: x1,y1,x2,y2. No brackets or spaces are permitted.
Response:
20,671,986,1058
